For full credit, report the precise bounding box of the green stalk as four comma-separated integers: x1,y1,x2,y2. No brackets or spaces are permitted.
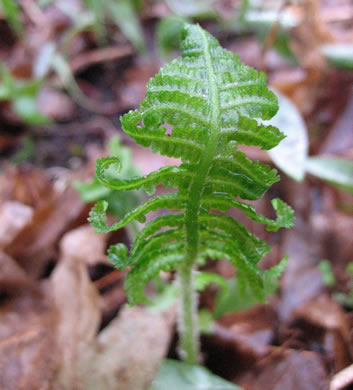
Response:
177,25,220,364
178,264,199,364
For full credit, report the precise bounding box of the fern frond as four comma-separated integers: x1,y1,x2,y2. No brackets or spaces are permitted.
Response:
207,151,279,200
96,157,193,194
199,238,265,300
108,243,129,269
219,116,285,150
199,214,271,263
125,245,186,304
121,110,206,163
89,193,186,233
130,213,185,255
201,195,294,232
92,23,294,305
130,228,185,263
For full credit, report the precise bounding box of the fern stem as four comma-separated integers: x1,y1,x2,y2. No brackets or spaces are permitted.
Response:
178,264,199,364
178,25,221,364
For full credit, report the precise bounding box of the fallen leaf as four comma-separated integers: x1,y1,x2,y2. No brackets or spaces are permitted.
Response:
51,254,101,389
0,250,37,294
238,349,329,390
267,90,309,181
330,363,353,390
306,156,353,194
203,305,277,379
51,231,174,390
0,290,58,390
60,224,108,265
279,220,324,322
321,44,353,70
293,295,351,371
219,305,277,359
0,201,33,248
82,306,175,390
320,89,353,154
38,87,76,121
6,187,86,277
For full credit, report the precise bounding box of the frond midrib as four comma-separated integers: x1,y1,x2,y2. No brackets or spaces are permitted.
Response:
183,26,221,266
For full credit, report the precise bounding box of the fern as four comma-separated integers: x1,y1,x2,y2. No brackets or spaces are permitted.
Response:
89,23,294,363
75,136,142,220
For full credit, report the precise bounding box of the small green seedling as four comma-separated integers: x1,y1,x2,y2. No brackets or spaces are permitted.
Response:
89,23,294,364
0,65,49,125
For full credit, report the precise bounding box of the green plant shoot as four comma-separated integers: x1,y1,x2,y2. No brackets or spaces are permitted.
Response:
0,65,49,125
89,23,294,364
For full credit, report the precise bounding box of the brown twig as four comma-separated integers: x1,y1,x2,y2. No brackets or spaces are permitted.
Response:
94,269,124,290
260,0,293,72
70,45,133,74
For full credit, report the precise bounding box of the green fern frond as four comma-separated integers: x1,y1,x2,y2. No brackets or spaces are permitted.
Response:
89,23,294,308
95,157,194,195
90,193,186,233
201,195,293,232
219,116,285,150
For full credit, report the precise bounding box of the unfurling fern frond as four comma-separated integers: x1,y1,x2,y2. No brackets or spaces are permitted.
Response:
89,23,294,363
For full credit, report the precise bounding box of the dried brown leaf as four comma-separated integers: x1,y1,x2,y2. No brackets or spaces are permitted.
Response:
0,251,37,294
51,231,174,390
279,221,324,321
79,306,175,390
6,187,86,276
293,295,351,371
238,349,329,390
60,224,108,265
0,291,58,390
51,255,101,389
0,201,33,248
219,305,277,359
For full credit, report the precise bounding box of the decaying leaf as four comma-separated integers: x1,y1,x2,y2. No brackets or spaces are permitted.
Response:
80,306,175,390
50,231,175,390
6,187,86,277
51,253,101,389
293,295,351,371
0,250,37,294
60,223,108,265
238,349,329,390
0,290,58,390
0,201,33,248
279,222,324,321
